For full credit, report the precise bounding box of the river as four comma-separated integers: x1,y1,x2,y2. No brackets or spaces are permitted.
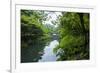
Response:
39,40,59,62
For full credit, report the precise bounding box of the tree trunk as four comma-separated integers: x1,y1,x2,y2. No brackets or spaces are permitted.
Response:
78,13,87,49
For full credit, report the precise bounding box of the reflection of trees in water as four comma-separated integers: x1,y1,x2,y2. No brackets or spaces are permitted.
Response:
21,10,60,63
21,30,59,63
21,23,51,63
21,37,49,63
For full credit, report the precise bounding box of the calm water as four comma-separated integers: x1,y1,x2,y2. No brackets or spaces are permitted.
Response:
39,40,59,62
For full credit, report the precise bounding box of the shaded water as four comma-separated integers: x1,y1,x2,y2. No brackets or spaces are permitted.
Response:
21,39,59,63
39,40,59,62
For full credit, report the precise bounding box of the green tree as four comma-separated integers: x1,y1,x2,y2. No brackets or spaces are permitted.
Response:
54,12,90,60
21,10,51,62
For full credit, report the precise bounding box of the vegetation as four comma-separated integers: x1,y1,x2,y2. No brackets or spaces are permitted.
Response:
21,10,51,62
54,12,90,60
21,10,90,63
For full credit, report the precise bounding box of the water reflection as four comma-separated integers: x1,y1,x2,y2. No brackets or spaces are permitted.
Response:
21,39,59,63
21,40,46,63
39,40,59,62
21,28,59,63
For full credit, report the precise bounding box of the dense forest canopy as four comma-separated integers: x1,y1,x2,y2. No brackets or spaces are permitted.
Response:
21,10,90,63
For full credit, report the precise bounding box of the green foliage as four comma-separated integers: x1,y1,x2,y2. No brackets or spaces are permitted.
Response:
21,10,90,62
60,35,85,49
54,12,90,60
21,10,51,62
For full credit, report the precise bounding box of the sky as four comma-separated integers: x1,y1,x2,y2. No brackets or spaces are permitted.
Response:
43,11,62,28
